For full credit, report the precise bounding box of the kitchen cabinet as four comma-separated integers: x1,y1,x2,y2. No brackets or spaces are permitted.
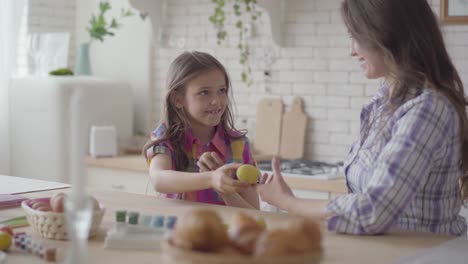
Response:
86,155,155,195
85,155,347,199
86,167,154,195
10,77,133,183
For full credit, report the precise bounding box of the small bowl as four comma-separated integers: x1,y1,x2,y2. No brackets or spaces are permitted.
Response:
21,198,105,240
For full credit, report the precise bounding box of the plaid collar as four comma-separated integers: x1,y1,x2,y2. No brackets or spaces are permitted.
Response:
183,125,228,156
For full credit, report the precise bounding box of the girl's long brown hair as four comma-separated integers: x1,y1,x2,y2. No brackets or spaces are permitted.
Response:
341,0,468,201
143,51,244,170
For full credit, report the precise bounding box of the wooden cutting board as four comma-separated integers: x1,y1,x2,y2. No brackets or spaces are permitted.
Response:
253,98,283,160
279,97,307,159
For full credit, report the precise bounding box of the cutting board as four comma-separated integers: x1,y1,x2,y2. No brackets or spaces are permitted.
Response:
253,98,283,160
279,97,307,159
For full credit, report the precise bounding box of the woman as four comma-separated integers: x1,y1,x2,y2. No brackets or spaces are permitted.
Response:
257,0,468,235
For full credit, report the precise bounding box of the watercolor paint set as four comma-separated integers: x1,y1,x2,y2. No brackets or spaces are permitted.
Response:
104,210,177,250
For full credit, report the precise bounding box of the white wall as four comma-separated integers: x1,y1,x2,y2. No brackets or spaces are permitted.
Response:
75,0,152,135
151,0,468,162
17,0,468,162
17,0,151,136
0,0,26,175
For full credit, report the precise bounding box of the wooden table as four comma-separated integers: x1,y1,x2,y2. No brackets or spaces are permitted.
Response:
2,187,452,263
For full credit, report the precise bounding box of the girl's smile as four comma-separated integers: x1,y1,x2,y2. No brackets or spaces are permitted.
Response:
205,109,223,115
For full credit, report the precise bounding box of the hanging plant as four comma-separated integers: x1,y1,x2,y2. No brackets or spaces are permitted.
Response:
87,1,135,42
209,0,261,86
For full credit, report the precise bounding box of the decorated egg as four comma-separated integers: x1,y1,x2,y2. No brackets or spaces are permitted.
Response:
236,165,260,184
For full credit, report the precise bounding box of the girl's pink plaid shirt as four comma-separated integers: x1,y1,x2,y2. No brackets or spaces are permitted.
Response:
146,124,255,205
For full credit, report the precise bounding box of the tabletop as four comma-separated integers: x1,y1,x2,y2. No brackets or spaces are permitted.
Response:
1,187,453,264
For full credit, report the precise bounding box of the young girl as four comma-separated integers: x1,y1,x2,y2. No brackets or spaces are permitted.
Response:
257,0,468,235
143,51,259,209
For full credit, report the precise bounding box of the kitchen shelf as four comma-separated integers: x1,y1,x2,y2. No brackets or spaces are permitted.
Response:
128,0,165,40
129,0,286,47
258,0,286,47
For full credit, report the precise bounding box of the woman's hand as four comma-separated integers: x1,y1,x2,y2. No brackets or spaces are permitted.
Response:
198,152,223,172
256,157,295,208
211,163,249,194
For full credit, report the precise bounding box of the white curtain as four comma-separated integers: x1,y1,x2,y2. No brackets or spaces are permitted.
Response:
0,0,26,175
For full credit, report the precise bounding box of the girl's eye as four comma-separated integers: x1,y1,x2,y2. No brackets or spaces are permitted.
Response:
199,90,208,96
218,88,227,94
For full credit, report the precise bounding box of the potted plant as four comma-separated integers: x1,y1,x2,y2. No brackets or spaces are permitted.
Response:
75,1,134,75
209,0,261,86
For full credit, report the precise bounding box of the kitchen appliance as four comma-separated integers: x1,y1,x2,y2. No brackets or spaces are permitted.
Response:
9,76,133,183
89,126,118,158
256,159,344,180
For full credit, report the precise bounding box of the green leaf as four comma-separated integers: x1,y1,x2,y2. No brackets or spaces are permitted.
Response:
87,1,136,42
209,0,262,86
49,68,74,76
234,3,241,16
99,2,111,13
110,18,118,28
218,31,227,40
124,9,134,17
97,15,106,26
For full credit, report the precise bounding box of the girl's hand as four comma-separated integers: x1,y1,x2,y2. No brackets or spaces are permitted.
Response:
198,151,224,172
211,163,249,194
256,157,295,206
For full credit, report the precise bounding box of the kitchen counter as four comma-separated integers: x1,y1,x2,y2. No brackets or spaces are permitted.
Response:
86,155,348,194
86,155,147,172
2,179,453,264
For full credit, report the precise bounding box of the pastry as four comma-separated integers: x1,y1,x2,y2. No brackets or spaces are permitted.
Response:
171,209,228,252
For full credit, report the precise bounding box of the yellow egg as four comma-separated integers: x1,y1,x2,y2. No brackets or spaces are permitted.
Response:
0,231,12,251
236,164,260,184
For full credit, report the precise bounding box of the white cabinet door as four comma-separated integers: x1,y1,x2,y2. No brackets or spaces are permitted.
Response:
87,167,156,195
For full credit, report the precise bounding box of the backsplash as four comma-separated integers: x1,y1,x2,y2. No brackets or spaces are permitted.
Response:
19,0,468,162
150,0,468,162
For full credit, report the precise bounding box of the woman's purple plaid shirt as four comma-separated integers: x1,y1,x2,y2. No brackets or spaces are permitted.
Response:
327,84,467,235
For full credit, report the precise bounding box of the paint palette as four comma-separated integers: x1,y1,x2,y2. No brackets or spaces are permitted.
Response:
104,210,177,250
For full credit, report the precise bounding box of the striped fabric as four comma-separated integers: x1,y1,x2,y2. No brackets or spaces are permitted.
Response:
327,84,467,235
146,123,255,205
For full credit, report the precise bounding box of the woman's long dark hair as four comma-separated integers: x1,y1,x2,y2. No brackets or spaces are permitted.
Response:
143,51,243,170
341,0,468,201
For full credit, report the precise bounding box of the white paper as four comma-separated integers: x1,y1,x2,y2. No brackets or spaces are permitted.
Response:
0,175,70,194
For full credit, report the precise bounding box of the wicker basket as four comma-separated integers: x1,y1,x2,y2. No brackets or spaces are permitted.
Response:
21,198,105,240
161,239,323,264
